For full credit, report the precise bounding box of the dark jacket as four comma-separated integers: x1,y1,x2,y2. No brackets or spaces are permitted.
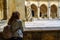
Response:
11,19,23,37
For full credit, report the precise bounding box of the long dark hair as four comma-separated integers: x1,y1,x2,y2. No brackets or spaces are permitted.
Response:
8,11,20,25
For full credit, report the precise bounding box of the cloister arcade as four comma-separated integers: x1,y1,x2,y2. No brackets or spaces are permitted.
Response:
0,0,60,21
25,1,60,21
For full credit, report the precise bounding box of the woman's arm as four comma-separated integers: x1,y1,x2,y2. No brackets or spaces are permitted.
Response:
18,21,23,32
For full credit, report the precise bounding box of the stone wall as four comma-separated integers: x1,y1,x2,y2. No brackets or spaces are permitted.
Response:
24,30,60,40
0,0,25,20
0,0,3,20
7,0,25,20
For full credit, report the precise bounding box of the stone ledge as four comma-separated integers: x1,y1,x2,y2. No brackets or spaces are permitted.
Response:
25,20,60,27
24,27,60,31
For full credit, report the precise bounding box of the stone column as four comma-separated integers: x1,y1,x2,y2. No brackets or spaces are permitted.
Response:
57,2,59,19
37,7,40,19
37,1,41,19
48,7,51,19
6,0,9,20
0,0,3,20
3,0,7,20
48,1,51,19
58,1,60,19
27,6,32,21
59,8,60,19
26,1,32,21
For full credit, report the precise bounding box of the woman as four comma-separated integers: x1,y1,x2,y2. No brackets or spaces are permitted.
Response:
8,11,23,40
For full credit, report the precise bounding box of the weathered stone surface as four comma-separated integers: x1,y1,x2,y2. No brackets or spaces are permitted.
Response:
24,31,60,40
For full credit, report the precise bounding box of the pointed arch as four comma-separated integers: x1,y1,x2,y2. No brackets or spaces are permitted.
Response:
51,4,57,18
31,4,37,17
40,4,47,18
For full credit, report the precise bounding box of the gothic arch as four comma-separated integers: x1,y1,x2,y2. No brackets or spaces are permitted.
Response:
40,4,47,18
51,4,57,19
31,4,37,18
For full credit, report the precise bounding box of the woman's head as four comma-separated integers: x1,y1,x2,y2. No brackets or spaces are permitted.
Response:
12,11,20,19
8,11,20,25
